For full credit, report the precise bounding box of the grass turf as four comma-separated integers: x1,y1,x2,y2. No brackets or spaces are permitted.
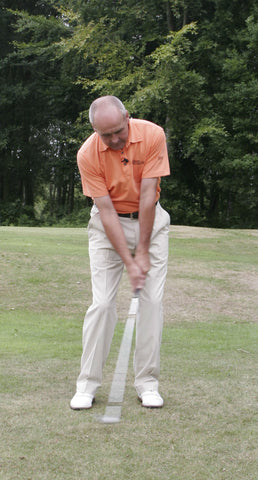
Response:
0,226,257,479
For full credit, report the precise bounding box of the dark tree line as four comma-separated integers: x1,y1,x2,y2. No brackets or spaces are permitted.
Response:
0,0,257,227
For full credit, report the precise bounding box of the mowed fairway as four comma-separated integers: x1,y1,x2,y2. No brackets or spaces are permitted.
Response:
0,226,257,480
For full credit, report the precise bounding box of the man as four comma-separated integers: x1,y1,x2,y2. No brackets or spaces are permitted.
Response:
70,95,170,410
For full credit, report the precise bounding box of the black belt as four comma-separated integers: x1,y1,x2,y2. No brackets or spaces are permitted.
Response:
117,202,158,220
118,211,139,219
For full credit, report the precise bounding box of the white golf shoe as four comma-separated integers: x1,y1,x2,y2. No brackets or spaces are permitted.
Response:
70,392,94,410
139,391,164,408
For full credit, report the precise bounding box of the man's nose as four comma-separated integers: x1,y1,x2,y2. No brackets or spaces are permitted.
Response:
110,133,119,143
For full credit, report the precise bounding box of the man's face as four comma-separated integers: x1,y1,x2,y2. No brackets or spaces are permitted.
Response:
93,108,129,150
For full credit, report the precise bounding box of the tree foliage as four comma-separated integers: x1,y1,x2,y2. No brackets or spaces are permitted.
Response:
0,0,257,227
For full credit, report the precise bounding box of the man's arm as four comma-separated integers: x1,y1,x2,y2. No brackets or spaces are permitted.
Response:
93,195,146,291
135,177,158,275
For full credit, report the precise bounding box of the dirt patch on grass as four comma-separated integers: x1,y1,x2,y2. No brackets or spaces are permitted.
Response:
163,263,258,324
170,225,258,239
164,226,258,324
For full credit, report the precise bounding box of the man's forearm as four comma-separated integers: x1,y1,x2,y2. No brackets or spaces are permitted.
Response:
95,197,146,290
101,213,134,267
95,197,134,268
137,204,156,253
137,178,158,254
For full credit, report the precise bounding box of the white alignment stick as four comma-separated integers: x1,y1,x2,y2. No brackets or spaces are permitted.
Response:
99,291,139,424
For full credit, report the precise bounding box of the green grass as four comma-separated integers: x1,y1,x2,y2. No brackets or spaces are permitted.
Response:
0,226,257,479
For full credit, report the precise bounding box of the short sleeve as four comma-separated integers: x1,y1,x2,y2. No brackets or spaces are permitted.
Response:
142,127,170,178
77,150,108,198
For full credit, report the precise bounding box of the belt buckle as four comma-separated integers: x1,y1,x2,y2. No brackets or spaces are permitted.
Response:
130,212,134,220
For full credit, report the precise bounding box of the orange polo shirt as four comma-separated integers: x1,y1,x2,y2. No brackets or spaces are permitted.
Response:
77,118,170,214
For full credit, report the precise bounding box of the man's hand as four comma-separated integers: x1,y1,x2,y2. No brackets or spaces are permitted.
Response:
128,248,151,292
126,260,146,292
134,251,151,276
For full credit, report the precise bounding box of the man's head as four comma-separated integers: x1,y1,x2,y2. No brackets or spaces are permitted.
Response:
89,96,129,150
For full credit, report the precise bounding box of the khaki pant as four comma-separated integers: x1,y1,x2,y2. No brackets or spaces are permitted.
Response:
76,202,170,397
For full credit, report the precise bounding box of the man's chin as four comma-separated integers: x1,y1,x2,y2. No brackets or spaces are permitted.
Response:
110,145,124,151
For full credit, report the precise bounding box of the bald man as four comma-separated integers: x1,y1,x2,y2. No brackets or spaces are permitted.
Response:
70,96,170,410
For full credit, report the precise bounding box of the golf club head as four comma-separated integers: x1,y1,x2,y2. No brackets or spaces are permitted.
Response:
98,415,121,424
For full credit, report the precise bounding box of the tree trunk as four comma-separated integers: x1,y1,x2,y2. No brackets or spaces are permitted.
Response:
183,7,188,27
166,1,174,31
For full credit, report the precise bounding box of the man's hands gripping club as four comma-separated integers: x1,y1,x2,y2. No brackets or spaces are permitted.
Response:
126,255,148,292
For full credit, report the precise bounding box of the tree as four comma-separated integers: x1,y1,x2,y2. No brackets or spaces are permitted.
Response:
0,0,257,227
189,0,258,226
0,1,87,223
